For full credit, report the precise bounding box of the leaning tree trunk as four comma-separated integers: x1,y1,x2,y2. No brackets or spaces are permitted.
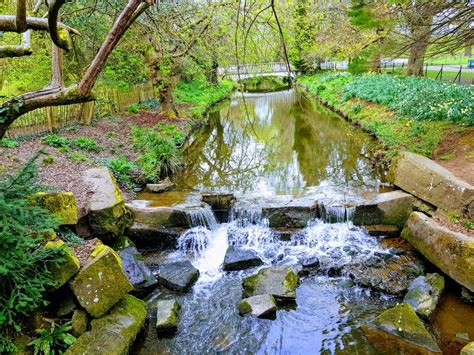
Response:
407,36,430,76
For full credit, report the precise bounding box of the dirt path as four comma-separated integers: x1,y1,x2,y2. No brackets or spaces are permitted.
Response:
433,127,474,185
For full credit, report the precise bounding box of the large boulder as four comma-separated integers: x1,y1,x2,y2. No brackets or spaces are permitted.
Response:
353,190,415,229
242,266,299,302
111,236,157,295
402,212,474,292
390,151,474,219
239,294,277,319
45,239,80,290
125,203,189,228
84,167,133,237
126,223,184,250
362,303,441,354
155,299,181,334
404,273,445,318
65,295,146,354
223,246,263,271
153,260,199,293
69,244,133,318
262,198,317,228
462,342,474,355
32,192,78,225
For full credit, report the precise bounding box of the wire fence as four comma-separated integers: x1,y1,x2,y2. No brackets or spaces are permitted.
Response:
4,82,155,139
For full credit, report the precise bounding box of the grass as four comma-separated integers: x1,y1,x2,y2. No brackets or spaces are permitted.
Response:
297,71,468,158
174,77,235,119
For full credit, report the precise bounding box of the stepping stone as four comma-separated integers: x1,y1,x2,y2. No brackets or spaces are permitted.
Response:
223,246,263,271
154,260,199,293
242,266,299,302
156,299,181,335
404,273,445,318
361,303,441,354
239,294,277,319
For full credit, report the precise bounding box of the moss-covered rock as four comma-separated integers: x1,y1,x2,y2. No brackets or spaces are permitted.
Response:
32,192,78,225
242,266,299,301
69,244,133,318
84,167,133,238
461,342,474,355
362,303,441,354
65,295,146,355
71,309,89,337
239,294,277,319
155,299,181,334
402,212,474,292
45,239,80,289
262,198,317,228
404,273,445,318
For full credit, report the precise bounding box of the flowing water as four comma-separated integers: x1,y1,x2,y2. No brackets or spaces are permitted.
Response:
136,88,472,354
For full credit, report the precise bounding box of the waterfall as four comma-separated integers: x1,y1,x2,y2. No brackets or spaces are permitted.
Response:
317,202,356,223
184,204,218,229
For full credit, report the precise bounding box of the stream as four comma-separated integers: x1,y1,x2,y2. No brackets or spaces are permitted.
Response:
135,87,474,354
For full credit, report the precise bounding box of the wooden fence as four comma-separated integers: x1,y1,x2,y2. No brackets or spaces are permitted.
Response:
4,82,156,138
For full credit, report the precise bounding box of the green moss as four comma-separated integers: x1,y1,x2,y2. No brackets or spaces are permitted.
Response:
156,300,181,331
242,273,258,298
71,310,89,337
45,239,80,289
238,300,252,315
283,269,299,290
33,192,78,225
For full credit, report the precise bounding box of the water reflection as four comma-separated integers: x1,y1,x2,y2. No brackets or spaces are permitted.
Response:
175,89,384,198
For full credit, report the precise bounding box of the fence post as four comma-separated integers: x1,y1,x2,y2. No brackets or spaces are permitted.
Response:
425,63,428,77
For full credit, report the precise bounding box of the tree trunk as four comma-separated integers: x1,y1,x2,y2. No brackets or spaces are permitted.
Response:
370,52,382,73
210,56,219,85
407,37,429,76
465,39,473,56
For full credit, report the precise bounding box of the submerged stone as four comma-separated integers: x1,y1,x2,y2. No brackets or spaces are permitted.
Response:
404,273,445,318
154,260,199,293
69,244,133,318
155,299,181,334
223,246,263,271
242,266,299,301
112,236,158,295
45,239,80,289
239,294,277,319
362,303,441,354
146,177,175,193
33,191,78,225
65,295,146,354
402,212,474,292
461,342,474,355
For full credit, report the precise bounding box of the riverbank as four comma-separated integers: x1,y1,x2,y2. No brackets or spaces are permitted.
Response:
297,72,474,184
0,78,234,213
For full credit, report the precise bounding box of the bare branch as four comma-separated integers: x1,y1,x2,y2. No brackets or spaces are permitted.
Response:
0,15,80,35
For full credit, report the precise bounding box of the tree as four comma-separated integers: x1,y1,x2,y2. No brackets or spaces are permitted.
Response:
0,0,153,138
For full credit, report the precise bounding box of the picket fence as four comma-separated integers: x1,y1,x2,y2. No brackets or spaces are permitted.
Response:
4,82,155,138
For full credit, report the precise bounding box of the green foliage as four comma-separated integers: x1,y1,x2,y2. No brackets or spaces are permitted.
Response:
128,104,139,114
342,74,474,125
43,156,55,165
41,135,69,148
28,321,76,355
351,103,362,113
174,77,234,118
0,138,19,148
0,156,66,352
101,49,148,90
137,99,160,111
132,125,182,182
155,123,185,146
72,136,99,152
106,154,138,190
56,227,84,247
463,220,473,230
68,152,90,163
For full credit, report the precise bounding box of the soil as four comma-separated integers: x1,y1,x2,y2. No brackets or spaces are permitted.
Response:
0,111,183,214
434,215,474,237
433,127,474,185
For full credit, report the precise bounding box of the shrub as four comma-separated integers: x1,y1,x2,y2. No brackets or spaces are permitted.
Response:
68,152,90,163
132,126,181,182
72,136,99,152
41,135,70,148
137,99,160,111
0,156,66,352
28,321,76,355
155,123,185,146
43,156,55,165
106,155,138,190
0,138,19,148
128,103,139,114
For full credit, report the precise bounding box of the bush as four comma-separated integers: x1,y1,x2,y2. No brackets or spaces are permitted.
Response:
41,135,69,148
0,138,19,148
43,156,55,165
132,126,181,182
72,136,99,152
68,152,90,163
28,321,76,355
106,155,138,190
128,103,139,114
0,156,66,352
